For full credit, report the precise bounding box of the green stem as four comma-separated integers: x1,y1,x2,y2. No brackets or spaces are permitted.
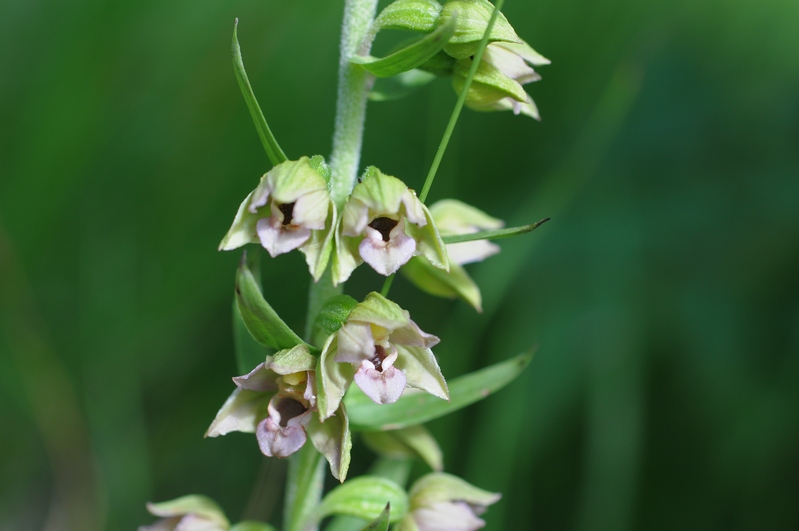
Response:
418,0,505,203
328,0,381,209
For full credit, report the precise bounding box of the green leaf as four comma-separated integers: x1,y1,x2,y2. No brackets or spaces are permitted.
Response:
230,521,278,531
346,351,534,430
315,477,408,524
363,425,443,471
232,20,287,166
441,218,550,244
374,0,443,33
311,294,358,348
235,251,307,351
351,14,458,78
370,69,437,102
358,503,391,531
401,257,483,312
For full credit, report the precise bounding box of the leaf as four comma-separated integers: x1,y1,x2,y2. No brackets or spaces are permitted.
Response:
311,294,358,348
363,425,443,471
345,351,534,430
315,477,408,524
232,20,287,165
284,444,325,531
358,503,391,531
369,69,437,102
441,218,550,244
351,14,457,78
230,521,278,531
235,252,307,351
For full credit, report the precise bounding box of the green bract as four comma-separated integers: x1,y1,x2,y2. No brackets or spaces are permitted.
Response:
219,157,336,280
403,199,503,311
438,0,520,59
334,167,448,284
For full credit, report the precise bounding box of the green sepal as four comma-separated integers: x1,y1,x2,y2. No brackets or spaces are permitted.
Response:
312,294,359,347
346,350,533,430
417,51,456,76
409,472,500,508
347,292,409,330
405,204,449,272
300,201,337,281
268,344,316,374
146,494,229,527
230,522,278,531
453,55,528,104
370,69,437,102
362,425,443,471
352,13,457,78
402,257,482,311
235,252,307,351
309,154,332,183
315,477,408,524
317,335,355,420
308,403,352,482
438,0,520,59
358,503,391,531
205,387,272,437
232,20,287,166
347,167,411,217
394,344,449,400
374,0,443,33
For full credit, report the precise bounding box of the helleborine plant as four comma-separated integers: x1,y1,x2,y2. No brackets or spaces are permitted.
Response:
141,0,551,530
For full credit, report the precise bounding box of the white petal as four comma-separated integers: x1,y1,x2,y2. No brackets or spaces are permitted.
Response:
292,189,330,229
413,502,486,531
389,319,440,349
336,321,375,363
256,217,311,257
232,363,278,392
401,190,428,227
484,43,537,83
353,361,407,404
341,199,370,236
359,224,416,275
446,240,501,266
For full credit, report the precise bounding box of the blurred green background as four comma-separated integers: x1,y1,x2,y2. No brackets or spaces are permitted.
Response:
2,0,798,529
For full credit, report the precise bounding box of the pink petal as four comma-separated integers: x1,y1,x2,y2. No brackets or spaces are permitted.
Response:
413,501,486,531
256,217,311,257
359,224,416,275
389,319,440,349
336,321,375,363
232,363,278,392
353,361,407,404
256,416,307,458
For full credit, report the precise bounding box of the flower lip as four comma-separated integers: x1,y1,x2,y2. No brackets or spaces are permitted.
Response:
278,201,296,225
369,216,399,242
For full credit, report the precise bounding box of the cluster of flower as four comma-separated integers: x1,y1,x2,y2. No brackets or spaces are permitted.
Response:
142,1,547,529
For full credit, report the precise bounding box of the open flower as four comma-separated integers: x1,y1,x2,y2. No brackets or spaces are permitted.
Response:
206,345,351,480
402,199,503,311
317,292,449,420
219,156,336,280
333,166,448,284
399,473,501,531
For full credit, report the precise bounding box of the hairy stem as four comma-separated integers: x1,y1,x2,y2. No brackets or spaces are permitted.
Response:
328,0,380,208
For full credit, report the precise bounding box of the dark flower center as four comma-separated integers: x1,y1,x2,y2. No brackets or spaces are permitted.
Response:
278,202,296,226
275,397,306,427
368,217,398,242
370,344,388,372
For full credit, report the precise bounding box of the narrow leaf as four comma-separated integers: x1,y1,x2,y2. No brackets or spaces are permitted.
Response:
359,503,391,531
315,477,408,524
235,252,306,351
441,218,550,244
284,444,325,531
230,522,278,531
346,351,534,430
233,19,287,165
351,14,457,78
